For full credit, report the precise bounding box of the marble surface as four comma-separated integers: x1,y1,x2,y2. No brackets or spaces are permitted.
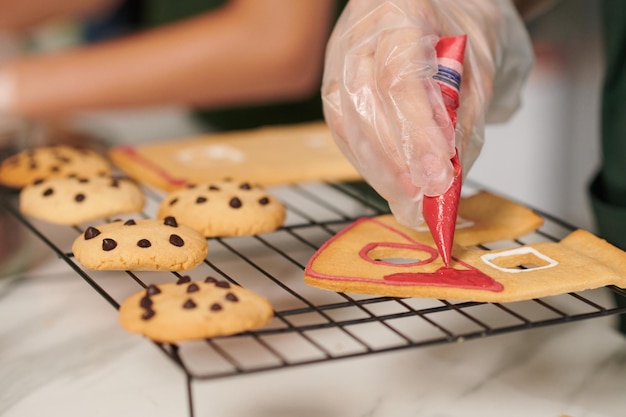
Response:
1,212,626,417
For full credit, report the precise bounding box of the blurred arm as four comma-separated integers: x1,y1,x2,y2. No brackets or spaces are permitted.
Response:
1,0,337,118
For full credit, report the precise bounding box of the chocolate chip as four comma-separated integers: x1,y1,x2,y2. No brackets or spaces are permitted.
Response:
164,216,178,227
50,166,60,172
229,197,242,209
140,295,153,309
124,219,136,226
196,196,207,204
176,275,191,285
42,188,54,197
141,309,156,320
33,178,44,185
28,162,37,170
239,182,251,190
110,178,119,187
204,276,218,283
75,193,86,202
78,178,89,183
210,303,222,311
84,227,101,240
187,283,200,293
102,238,117,251
168,198,178,206
146,284,161,295
137,239,151,248
225,292,238,302
186,183,197,189
169,234,184,247
258,197,270,205
208,185,220,191
215,281,231,289
183,299,197,309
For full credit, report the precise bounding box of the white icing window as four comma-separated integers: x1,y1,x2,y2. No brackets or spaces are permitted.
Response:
480,247,558,274
176,145,247,166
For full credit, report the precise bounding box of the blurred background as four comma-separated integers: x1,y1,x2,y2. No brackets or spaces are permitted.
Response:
469,0,603,232
0,0,604,232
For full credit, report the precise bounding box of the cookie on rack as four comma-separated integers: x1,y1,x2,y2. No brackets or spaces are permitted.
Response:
72,217,208,271
157,179,286,237
0,145,112,188
119,275,274,343
19,175,145,225
304,201,626,302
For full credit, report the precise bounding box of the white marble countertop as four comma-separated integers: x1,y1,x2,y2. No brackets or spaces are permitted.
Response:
1,190,626,417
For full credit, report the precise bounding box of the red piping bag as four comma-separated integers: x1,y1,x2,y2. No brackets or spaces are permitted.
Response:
422,35,466,267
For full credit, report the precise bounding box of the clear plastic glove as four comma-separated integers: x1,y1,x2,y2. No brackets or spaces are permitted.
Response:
322,0,533,228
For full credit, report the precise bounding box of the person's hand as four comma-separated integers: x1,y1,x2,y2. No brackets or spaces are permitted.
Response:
322,0,533,228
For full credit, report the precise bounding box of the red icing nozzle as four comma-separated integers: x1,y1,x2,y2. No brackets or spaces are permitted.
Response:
422,151,462,267
421,35,466,267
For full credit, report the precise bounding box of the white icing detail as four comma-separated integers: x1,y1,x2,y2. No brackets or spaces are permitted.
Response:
455,216,474,230
176,145,247,166
414,216,475,232
481,247,558,273
304,134,328,149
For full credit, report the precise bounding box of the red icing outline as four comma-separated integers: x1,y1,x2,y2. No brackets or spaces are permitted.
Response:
359,241,437,267
305,217,503,292
116,146,188,187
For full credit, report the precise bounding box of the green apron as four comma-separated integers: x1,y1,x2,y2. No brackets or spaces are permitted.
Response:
143,0,348,131
592,0,626,332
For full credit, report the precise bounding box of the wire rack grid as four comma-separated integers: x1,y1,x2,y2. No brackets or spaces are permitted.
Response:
2,180,626,415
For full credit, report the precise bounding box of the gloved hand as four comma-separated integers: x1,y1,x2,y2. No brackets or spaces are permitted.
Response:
322,0,533,228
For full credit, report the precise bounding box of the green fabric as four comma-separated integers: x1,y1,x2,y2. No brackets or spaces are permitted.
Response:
142,0,349,131
595,0,626,333
598,0,626,206
142,0,227,28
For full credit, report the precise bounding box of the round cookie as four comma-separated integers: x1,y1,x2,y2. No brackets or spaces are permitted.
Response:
119,275,274,343
72,217,208,271
157,179,286,237
0,145,111,188
20,175,145,225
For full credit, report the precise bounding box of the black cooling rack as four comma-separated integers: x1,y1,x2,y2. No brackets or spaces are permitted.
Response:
2,180,626,416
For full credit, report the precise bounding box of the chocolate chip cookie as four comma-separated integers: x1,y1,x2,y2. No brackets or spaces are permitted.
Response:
20,175,145,225
0,145,111,188
118,275,274,342
72,217,208,271
157,179,286,237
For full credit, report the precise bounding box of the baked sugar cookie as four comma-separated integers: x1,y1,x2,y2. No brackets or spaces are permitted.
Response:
157,179,286,237
108,122,361,191
72,217,208,271
304,216,626,303
20,175,145,225
441,191,544,246
0,145,111,188
119,276,274,343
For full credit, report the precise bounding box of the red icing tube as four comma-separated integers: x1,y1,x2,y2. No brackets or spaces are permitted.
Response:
422,35,466,267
